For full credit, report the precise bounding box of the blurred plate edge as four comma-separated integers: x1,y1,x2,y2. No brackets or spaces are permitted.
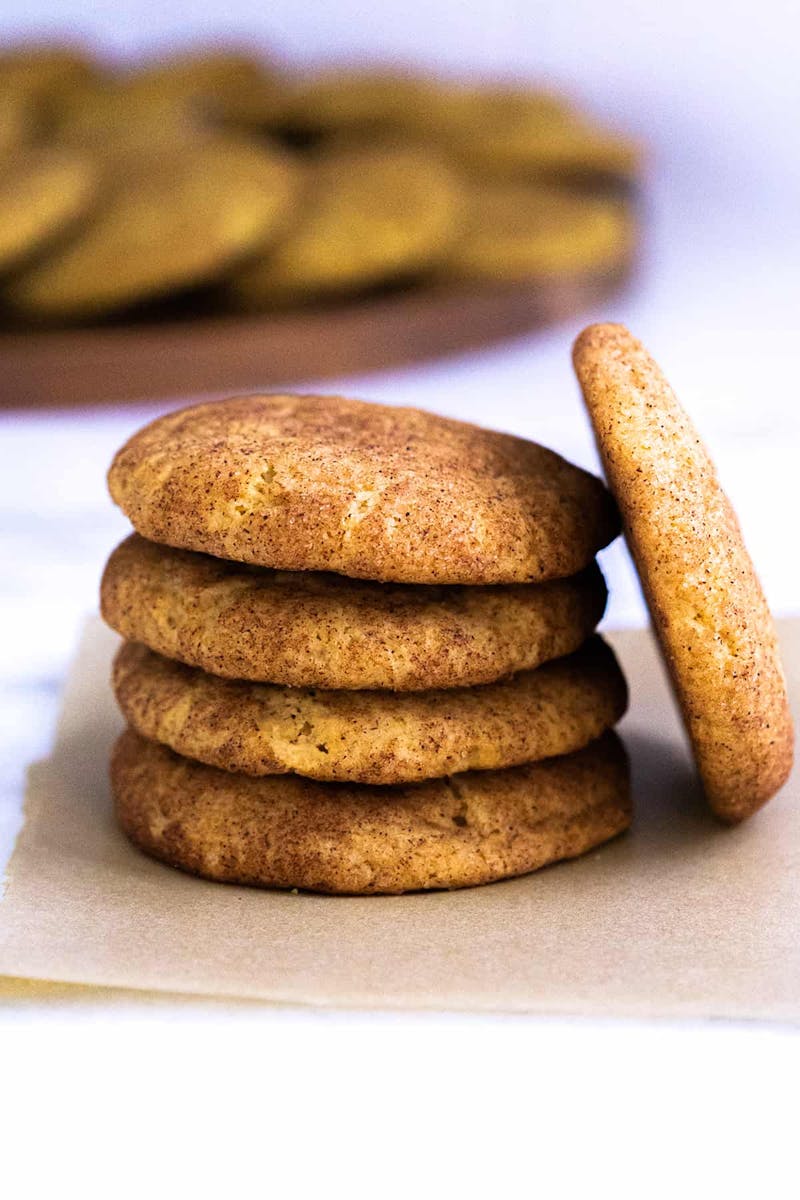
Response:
0,267,631,409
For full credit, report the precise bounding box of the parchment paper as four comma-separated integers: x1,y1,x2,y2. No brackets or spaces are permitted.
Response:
1,618,798,1018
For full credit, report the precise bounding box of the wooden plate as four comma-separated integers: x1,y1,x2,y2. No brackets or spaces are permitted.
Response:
0,269,628,408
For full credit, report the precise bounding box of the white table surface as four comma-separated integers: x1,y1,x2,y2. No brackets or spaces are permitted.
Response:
2,14,799,1184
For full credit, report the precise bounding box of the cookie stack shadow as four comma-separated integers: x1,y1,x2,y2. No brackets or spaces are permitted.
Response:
101,394,632,894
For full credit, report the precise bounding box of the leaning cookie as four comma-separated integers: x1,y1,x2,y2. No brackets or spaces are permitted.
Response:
112,728,631,894
573,322,793,822
101,535,608,691
112,636,627,784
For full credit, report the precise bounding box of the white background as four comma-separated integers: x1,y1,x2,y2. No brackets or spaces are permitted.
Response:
1,2,799,1194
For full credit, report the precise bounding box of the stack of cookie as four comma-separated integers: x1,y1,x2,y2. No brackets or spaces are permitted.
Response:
101,395,632,894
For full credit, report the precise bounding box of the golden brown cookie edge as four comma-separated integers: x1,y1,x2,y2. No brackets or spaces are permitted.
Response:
573,322,794,822
112,728,632,894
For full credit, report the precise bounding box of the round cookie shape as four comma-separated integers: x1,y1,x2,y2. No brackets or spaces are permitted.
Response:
54,82,203,156
426,81,575,141
0,92,31,154
101,535,608,690
107,395,620,585
0,147,98,273
0,44,101,114
112,728,631,894
438,90,640,183
280,67,449,135
112,636,628,784
229,145,461,306
5,139,297,320
54,52,278,151
119,48,273,109
442,181,633,283
573,322,794,822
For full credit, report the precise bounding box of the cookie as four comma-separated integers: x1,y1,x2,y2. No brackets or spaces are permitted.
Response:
0,92,31,155
0,147,98,273
4,138,297,319
55,51,276,150
573,323,794,822
101,535,607,690
112,728,631,893
54,81,202,156
199,72,287,130
229,145,461,305
0,43,101,115
280,67,447,135
445,98,641,183
442,181,633,282
431,81,574,132
112,635,627,784
281,72,571,148
121,48,272,109
121,49,287,132
107,395,620,585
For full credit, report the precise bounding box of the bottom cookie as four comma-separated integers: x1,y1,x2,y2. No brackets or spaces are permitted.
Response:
112,729,631,894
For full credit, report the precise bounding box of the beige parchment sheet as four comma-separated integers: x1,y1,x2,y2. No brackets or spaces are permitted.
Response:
1,617,798,1017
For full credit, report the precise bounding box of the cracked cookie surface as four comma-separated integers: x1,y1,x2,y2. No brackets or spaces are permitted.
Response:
112,635,627,783
107,393,620,585
101,534,608,690
112,728,631,893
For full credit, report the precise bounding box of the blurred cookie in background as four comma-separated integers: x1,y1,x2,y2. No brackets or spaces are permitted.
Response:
54,46,284,153
411,80,576,150
53,79,204,157
229,143,462,307
432,84,640,184
0,90,34,154
440,181,634,283
0,146,98,274
0,37,644,362
3,138,298,320
277,71,639,187
117,46,275,108
0,42,104,133
277,66,448,138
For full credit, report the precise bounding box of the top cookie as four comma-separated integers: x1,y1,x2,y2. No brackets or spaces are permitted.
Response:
573,323,793,822
108,394,619,585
